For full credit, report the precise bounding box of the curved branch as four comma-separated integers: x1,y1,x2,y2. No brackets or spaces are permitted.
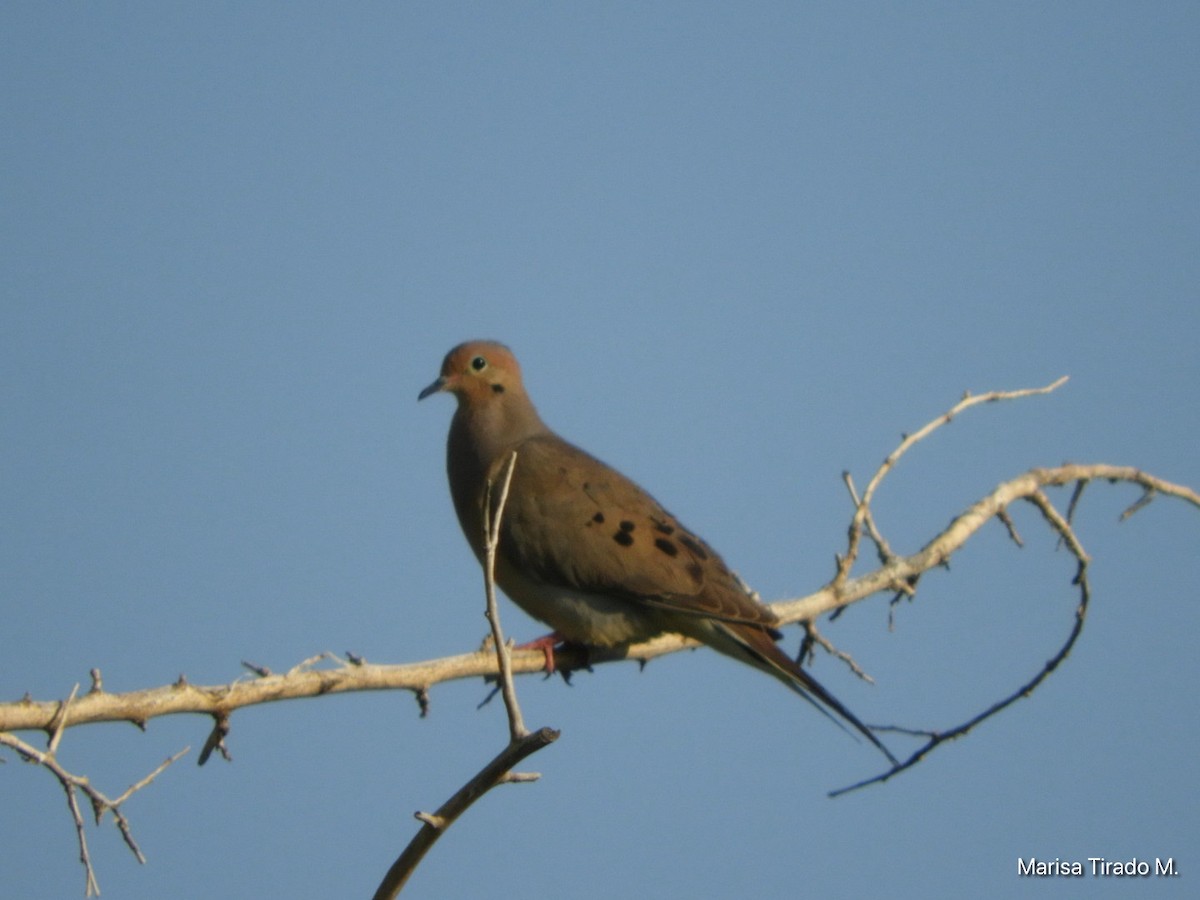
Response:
778,463,1199,625
2,467,1196,740
5,377,1198,896
835,376,1070,583
829,489,1093,796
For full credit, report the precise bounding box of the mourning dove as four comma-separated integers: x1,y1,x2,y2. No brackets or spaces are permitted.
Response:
420,340,895,763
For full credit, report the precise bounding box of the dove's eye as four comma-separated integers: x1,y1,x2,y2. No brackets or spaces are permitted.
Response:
470,356,487,372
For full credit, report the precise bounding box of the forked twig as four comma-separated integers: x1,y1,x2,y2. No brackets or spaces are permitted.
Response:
372,451,559,898
0,730,188,896
835,376,1069,588
800,621,875,684
370,727,558,899
829,489,1092,796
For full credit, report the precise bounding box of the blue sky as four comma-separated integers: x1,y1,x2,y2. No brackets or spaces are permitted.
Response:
3,3,1197,898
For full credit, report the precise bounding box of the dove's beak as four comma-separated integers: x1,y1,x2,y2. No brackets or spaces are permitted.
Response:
418,375,448,401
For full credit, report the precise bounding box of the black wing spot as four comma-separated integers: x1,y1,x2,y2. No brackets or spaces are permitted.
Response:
653,521,675,535
619,520,635,532
686,562,704,583
592,512,605,524
491,383,505,393
654,538,678,557
679,534,709,560
613,530,634,547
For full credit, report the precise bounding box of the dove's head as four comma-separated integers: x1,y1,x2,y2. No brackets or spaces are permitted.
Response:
418,340,525,407
420,340,547,471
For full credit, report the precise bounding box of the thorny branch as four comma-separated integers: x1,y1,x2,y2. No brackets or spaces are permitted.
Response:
0,705,188,897
6,468,1196,744
4,377,1198,893
801,375,1192,795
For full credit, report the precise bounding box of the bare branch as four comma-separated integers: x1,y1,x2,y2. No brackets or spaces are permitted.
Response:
371,727,559,899
996,507,1023,547
778,463,1198,627
1120,486,1156,520
3,377,1197,895
840,471,897,566
62,774,99,898
829,489,1093,796
801,621,875,684
834,376,1070,588
482,450,527,741
197,713,232,765
372,452,557,897
47,683,79,756
0,462,1188,755
1064,478,1088,526
2,469,1193,743
0,730,188,895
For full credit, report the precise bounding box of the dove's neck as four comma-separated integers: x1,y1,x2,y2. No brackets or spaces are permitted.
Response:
446,391,549,549
451,391,547,470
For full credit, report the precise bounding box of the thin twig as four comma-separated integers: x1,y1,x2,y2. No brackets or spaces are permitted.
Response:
841,471,896,566
197,713,232,765
0,731,189,895
996,507,1024,547
371,450,560,898
371,727,559,900
1120,487,1156,520
286,652,337,677
835,376,1069,588
829,488,1092,797
1064,478,1088,525
63,778,99,897
482,451,526,740
802,622,875,684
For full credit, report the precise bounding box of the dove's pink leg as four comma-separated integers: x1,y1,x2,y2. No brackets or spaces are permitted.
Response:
515,633,564,673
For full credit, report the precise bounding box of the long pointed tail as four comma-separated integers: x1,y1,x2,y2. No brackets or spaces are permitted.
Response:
723,621,899,766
